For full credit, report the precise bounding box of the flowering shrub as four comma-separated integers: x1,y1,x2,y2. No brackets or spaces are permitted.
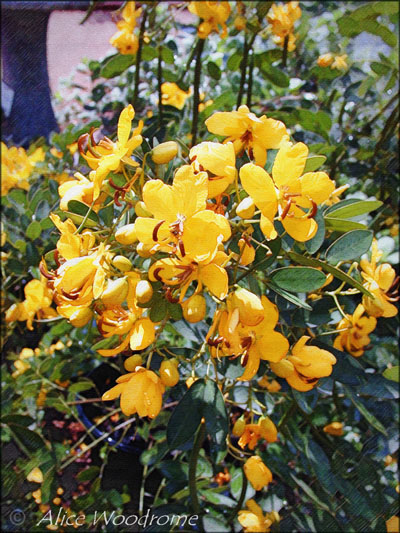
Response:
1,2,399,531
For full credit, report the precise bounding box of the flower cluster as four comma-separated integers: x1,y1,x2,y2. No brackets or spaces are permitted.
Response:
267,1,301,52
110,1,142,55
1,143,44,196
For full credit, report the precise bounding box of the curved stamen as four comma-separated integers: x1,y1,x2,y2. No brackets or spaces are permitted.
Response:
152,220,165,242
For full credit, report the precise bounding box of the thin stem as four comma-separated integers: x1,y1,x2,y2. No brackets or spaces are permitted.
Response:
191,38,205,146
157,46,163,128
133,8,148,109
364,91,399,130
237,36,249,109
229,468,248,520
188,421,206,515
281,35,289,67
246,51,254,109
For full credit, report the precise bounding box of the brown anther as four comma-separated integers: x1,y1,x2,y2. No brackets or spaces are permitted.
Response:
109,178,126,191
248,147,254,160
178,239,186,257
281,198,292,220
241,352,249,367
199,164,205,172
89,127,98,147
61,289,80,300
114,191,122,207
54,250,61,268
152,220,165,242
307,199,318,219
165,288,179,304
207,336,223,347
39,261,55,280
190,155,197,163
152,268,163,282
241,337,252,350
77,133,89,155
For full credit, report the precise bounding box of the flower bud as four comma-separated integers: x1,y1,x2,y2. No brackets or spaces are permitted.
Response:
323,422,344,437
136,280,153,304
160,359,180,387
112,255,133,272
234,15,246,31
258,416,278,442
115,224,137,245
124,354,143,372
270,359,295,378
136,242,153,258
232,416,246,437
135,201,152,218
244,456,273,491
27,467,43,484
182,294,206,323
151,141,179,164
236,197,255,219
69,307,93,328
266,511,280,524
101,278,129,306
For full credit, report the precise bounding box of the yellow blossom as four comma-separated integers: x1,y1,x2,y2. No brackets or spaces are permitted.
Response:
272,336,336,391
244,456,273,491
240,138,335,241
161,82,192,110
267,2,301,51
189,141,237,198
239,417,278,450
205,105,287,167
12,359,31,378
258,376,281,393
134,165,231,259
323,184,349,206
360,240,398,318
331,54,348,71
110,1,142,54
188,1,231,39
208,291,289,381
181,294,207,322
1,143,44,195
27,467,43,483
238,500,276,533
151,141,178,164
102,367,165,418
317,53,334,68
323,422,344,436
333,304,377,357
79,105,143,196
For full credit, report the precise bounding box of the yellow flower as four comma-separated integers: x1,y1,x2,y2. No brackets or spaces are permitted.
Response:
238,500,276,533
161,82,191,110
240,138,335,241
258,376,281,393
151,141,179,164
205,105,287,167
1,143,43,195
333,304,377,357
273,32,297,52
244,456,273,491
360,240,398,318
57,171,105,212
272,336,336,391
5,278,56,330
27,467,43,483
50,214,96,261
323,422,344,436
208,291,289,381
331,54,348,71
267,2,301,35
102,367,165,418
238,417,278,450
189,142,237,198
188,1,231,39
317,53,334,68
12,359,31,378
386,516,400,533
134,165,231,260
110,1,142,54
79,105,143,195
149,250,229,302
110,30,139,55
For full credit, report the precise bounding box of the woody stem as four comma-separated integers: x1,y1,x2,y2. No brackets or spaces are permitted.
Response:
189,421,206,516
133,8,148,109
282,35,289,67
191,38,205,146
157,46,163,128
246,50,254,109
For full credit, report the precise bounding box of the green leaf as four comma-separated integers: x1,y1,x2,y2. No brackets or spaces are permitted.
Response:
325,200,383,219
342,385,387,435
260,62,290,87
290,474,331,512
364,19,397,46
100,54,135,78
287,251,373,298
8,424,46,454
161,47,174,64
383,366,400,383
142,45,157,61
325,218,367,232
68,380,94,393
269,267,327,292
166,379,228,449
150,298,167,322
76,466,100,481
227,52,242,71
325,230,373,263
371,62,391,76
207,61,221,80
305,209,325,254
26,221,42,240
303,155,327,173
267,283,312,310
92,335,119,351
64,200,99,228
